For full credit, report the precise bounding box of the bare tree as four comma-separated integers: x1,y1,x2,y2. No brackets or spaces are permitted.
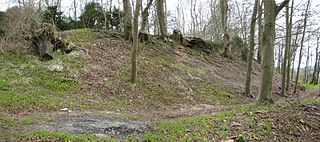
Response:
245,0,260,97
257,0,289,104
73,0,77,20
257,1,263,64
156,0,166,40
280,2,290,96
294,0,310,94
140,0,154,33
131,0,142,83
286,0,294,91
123,0,133,40
220,0,230,57
291,24,301,81
304,36,311,83
311,34,320,84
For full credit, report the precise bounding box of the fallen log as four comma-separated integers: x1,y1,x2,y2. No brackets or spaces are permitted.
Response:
139,32,151,44
31,35,53,61
52,37,75,54
182,37,216,54
28,23,75,60
170,29,216,54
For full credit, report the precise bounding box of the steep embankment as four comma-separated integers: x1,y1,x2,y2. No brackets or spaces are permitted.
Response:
0,29,291,115
58,29,285,113
0,29,315,141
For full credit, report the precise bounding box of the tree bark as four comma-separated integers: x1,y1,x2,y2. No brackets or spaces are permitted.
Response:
281,2,289,96
286,0,294,91
157,0,166,40
123,0,133,40
131,0,142,83
245,0,260,97
140,0,153,33
31,36,53,61
257,0,289,104
294,0,310,94
221,0,230,57
311,35,319,84
304,39,310,83
291,27,300,81
277,40,284,73
316,56,320,84
73,0,77,20
257,1,263,64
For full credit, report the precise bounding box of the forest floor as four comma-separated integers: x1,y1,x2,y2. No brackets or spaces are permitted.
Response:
0,29,319,141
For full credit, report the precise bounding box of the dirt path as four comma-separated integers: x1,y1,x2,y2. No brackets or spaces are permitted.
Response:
15,104,230,139
24,115,150,140
11,88,319,140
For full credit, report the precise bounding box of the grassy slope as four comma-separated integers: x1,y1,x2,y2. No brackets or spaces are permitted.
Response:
0,29,318,141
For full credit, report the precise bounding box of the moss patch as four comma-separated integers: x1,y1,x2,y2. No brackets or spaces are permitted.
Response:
0,52,84,113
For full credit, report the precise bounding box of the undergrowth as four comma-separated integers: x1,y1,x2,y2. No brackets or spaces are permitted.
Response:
0,52,84,113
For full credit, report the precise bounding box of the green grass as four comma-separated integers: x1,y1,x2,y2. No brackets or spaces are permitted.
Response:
19,131,117,142
304,83,320,89
0,52,84,113
142,104,267,142
64,28,102,44
196,83,234,104
0,117,17,128
156,56,208,76
142,98,320,141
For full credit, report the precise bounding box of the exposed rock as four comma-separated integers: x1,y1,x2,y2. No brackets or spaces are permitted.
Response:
47,62,64,72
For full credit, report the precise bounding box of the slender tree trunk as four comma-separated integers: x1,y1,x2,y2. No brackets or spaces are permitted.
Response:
123,0,133,40
316,57,320,84
235,1,247,44
131,0,142,83
257,1,263,64
221,0,230,57
190,0,194,36
286,0,294,91
311,36,319,84
291,28,300,81
294,0,310,94
140,0,154,33
291,49,296,80
73,0,77,20
304,39,310,83
245,0,260,97
257,0,289,104
277,40,284,74
157,0,166,40
281,3,289,96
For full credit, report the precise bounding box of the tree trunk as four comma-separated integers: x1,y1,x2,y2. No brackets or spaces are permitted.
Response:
131,0,142,83
311,36,319,84
291,28,300,81
294,0,310,94
281,2,289,96
245,0,260,97
123,0,133,40
257,0,289,104
190,0,194,36
157,0,166,40
221,0,230,57
277,40,284,73
316,57,320,84
73,0,77,20
257,1,263,64
140,0,153,33
304,39,310,83
286,0,294,91
31,36,53,61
